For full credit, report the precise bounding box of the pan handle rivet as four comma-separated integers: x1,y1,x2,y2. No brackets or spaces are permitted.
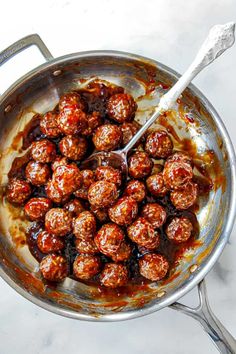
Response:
157,290,166,298
189,264,198,273
4,105,12,113
53,70,62,77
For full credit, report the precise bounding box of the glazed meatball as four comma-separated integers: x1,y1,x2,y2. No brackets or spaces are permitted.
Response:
73,211,96,239
90,206,109,223
166,151,193,167
81,111,103,136
92,124,122,151
146,173,168,197
59,92,86,112
145,130,173,158
166,216,193,243
52,164,83,195
139,253,169,281
24,197,52,221
25,161,51,186
120,121,140,147
40,111,61,138
141,203,167,229
45,208,72,236
73,254,101,280
170,181,198,210
6,178,31,205
127,217,160,250
88,181,118,208
100,263,128,288
108,197,138,226
64,199,85,216
111,241,132,262
45,180,70,204
37,231,65,253
57,105,87,135
107,93,137,123
123,180,146,202
51,156,69,171
31,139,56,163
128,151,153,179
40,254,68,281
59,135,87,161
75,238,98,255
95,166,122,186
74,169,95,200
163,161,193,190
94,223,124,257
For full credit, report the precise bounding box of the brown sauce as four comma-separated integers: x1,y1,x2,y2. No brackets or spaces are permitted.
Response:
2,79,224,298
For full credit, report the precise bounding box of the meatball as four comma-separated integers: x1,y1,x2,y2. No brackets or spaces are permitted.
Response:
24,197,52,221
123,180,146,202
107,93,137,123
40,111,61,138
75,238,99,255
166,216,193,243
94,223,124,257
145,130,173,158
52,164,83,195
108,196,138,226
90,206,109,223
74,169,95,200
120,121,140,147
166,151,193,167
45,180,70,204
139,253,169,281
64,199,85,216
141,203,167,229
128,151,153,179
73,211,96,239
31,139,56,163
170,181,198,210
95,166,122,187
59,135,87,161
146,173,168,197
127,217,160,250
25,161,51,186
73,254,101,280
81,111,103,136
40,254,68,281
100,263,128,288
88,181,118,208
92,124,122,152
6,178,31,205
59,92,86,112
51,156,69,171
45,208,72,236
111,241,132,262
37,231,65,253
57,105,87,135
163,161,193,190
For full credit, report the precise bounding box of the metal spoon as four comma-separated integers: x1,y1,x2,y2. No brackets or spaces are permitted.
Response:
81,22,235,175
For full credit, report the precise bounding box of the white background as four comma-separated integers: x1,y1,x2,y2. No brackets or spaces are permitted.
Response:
0,0,236,353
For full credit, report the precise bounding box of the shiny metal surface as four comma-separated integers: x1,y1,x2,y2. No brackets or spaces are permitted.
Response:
0,36,235,352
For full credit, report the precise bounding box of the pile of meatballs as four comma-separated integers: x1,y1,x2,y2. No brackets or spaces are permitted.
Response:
6,81,198,289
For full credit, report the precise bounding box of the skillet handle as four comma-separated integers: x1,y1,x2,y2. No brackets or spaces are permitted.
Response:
170,279,236,353
0,34,53,66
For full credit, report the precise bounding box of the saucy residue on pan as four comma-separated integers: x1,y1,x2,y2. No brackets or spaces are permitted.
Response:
3,79,221,296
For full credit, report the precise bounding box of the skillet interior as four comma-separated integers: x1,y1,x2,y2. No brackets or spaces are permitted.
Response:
0,51,234,321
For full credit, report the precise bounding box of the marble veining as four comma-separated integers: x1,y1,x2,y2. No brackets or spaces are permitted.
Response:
0,0,236,353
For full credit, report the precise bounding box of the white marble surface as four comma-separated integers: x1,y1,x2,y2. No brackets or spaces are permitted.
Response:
0,0,236,353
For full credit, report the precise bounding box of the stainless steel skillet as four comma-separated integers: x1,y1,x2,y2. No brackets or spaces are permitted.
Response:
0,34,235,353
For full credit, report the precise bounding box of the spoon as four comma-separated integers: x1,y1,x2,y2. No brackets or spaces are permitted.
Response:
81,22,235,176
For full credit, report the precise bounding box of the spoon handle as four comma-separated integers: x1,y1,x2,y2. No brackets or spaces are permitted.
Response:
122,22,235,155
